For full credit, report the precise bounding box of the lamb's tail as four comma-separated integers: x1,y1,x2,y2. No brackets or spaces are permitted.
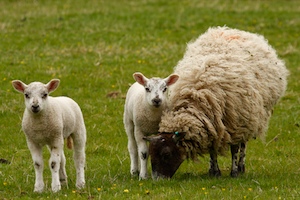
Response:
67,136,73,149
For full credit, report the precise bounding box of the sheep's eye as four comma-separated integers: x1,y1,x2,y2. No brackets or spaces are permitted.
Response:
145,87,151,92
42,93,48,99
162,87,167,93
24,93,30,98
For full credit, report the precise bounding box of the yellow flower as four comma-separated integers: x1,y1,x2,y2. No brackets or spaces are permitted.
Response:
3,182,7,186
145,189,150,194
222,188,226,191
72,190,76,193
139,183,143,186
124,189,129,193
202,187,206,191
248,188,252,191
97,188,101,192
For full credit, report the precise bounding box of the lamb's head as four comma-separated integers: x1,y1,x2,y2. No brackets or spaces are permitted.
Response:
133,72,179,108
144,132,186,179
12,79,60,114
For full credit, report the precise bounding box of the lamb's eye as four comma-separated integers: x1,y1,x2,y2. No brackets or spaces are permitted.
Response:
162,87,167,93
24,93,30,98
145,87,150,92
42,93,48,99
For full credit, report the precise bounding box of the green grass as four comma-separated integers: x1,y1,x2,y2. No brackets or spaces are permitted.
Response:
0,0,299,199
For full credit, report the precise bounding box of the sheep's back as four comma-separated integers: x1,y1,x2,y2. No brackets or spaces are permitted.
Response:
164,27,288,150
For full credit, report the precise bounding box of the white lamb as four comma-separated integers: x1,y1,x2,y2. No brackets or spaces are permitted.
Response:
12,79,86,193
123,72,179,179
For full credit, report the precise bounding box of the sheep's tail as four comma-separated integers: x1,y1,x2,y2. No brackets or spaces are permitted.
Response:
67,136,73,149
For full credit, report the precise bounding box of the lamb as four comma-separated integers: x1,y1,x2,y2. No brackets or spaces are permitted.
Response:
123,72,179,179
12,79,86,192
144,26,289,179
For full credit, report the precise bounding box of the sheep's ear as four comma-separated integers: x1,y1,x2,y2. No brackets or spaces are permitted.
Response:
46,79,60,93
133,72,148,86
172,132,185,143
165,74,179,86
143,134,161,142
12,80,27,93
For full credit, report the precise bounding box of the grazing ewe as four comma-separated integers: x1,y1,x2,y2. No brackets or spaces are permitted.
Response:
123,72,179,179
144,27,288,179
12,79,86,192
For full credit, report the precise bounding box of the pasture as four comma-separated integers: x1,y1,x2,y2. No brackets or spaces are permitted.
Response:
0,0,299,199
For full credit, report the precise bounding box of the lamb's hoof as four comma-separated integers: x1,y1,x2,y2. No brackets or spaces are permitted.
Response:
209,169,221,177
76,181,85,189
34,183,44,193
130,170,139,177
52,184,61,193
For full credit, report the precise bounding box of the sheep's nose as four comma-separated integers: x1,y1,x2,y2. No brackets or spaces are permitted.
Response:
152,98,162,107
31,105,40,113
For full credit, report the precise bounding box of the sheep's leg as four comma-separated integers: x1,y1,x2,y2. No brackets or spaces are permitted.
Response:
126,121,139,176
27,141,44,192
49,142,63,192
230,144,240,177
135,128,148,180
209,150,221,177
59,150,68,187
238,142,246,174
72,131,86,189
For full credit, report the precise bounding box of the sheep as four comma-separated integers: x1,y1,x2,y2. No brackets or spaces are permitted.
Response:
12,79,86,192
123,72,179,179
144,26,289,179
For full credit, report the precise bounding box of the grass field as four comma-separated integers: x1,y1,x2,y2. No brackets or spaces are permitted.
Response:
0,0,299,199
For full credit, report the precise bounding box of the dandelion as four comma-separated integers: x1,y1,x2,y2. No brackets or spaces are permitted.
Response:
145,189,150,195
3,182,7,186
137,60,142,64
20,60,25,65
124,189,129,193
248,188,252,191
222,188,226,191
244,196,247,199
202,187,206,191
204,192,208,195
3,77,6,81
139,183,143,186
72,190,76,194
97,187,101,192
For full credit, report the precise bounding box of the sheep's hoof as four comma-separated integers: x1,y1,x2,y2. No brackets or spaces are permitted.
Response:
238,165,245,173
230,170,239,178
209,169,221,177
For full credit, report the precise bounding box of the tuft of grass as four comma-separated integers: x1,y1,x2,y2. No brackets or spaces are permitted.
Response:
0,0,299,199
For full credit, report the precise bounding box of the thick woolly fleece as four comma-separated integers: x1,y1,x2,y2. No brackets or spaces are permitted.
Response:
159,27,288,159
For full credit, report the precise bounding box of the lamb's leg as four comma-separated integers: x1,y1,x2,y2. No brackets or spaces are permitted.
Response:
126,120,139,176
27,140,44,193
49,143,63,192
59,150,68,187
238,142,246,174
135,128,148,180
209,150,221,177
72,131,86,189
230,144,240,177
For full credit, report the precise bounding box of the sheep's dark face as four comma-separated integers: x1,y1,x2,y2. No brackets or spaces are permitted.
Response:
144,132,186,179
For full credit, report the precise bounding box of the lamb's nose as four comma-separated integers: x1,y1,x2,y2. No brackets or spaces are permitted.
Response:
31,105,40,113
152,98,161,107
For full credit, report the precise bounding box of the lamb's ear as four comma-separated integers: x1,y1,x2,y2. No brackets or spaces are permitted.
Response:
46,79,60,93
12,80,27,93
133,72,148,86
165,74,179,86
172,132,186,143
